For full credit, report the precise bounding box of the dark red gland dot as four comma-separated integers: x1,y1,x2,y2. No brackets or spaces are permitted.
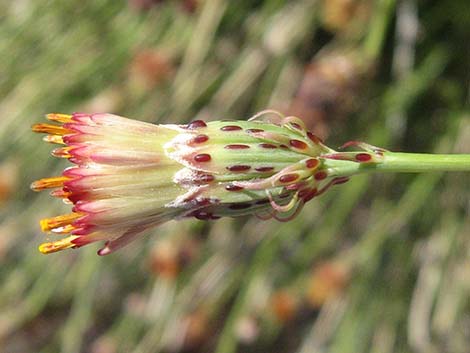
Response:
246,128,264,133
279,173,299,183
229,203,252,210
192,134,209,144
289,139,308,149
285,183,303,190
303,188,318,202
298,188,312,198
194,197,214,206
194,153,211,162
290,122,302,130
187,120,207,129
220,125,242,131
192,211,220,221
355,153,372,162
225,144,250,150
333,177,350,185
195,174,215,183
258,143,277,149
305,158,319,169
194,211,213,220
280,144,289,149
225,184,244,191
314,171,328,180
255,166,274,172
185,196,218,206
227,165,251,172
255,199,270,205
307,131,322,144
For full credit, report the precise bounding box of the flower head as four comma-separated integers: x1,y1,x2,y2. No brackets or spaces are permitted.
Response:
31,111,381,255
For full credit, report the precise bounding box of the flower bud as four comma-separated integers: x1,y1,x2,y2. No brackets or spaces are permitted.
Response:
31,111,380,255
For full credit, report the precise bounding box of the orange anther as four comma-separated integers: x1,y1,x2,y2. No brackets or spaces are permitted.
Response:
52,147,72,158
39,212,83,232
46,113,72,123
43,135,65,145
38,236,80,254
50,224,76,234
30,176,70,191
50,188,72,199
32,123,73,136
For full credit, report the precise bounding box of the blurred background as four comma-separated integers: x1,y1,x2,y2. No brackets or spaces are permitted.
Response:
0,0,469,352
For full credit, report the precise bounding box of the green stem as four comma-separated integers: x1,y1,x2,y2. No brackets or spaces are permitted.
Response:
326,152,470,177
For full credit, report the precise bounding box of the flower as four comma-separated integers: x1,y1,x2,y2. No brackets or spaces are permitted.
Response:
31,111,381,255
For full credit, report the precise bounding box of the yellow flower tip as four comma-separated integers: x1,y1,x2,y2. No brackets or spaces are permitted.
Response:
30,176,70,191
46,113,73,123
39,212,83,233
31,123,73,136
43,135,65,145
51,146,72,158
50,188,72,199
51,224,76,234
38,236,80,254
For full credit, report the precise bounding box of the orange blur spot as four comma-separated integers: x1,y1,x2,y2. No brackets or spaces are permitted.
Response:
30,176,70,191
270,290,299,323
306,262,350,308
38,235,80,254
